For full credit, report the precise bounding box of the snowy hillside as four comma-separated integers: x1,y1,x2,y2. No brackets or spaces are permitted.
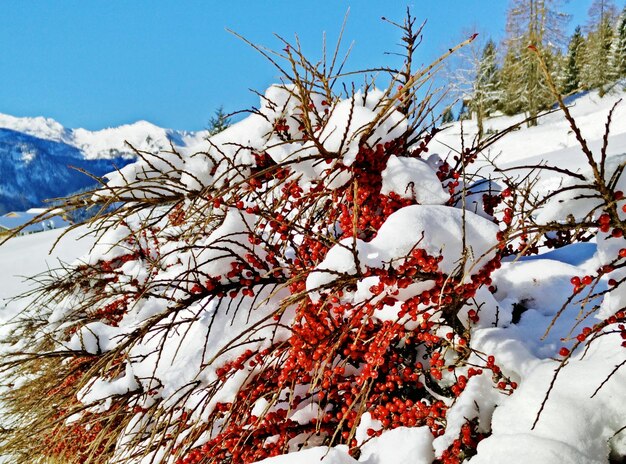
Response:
434,89,626,172
0,227,92,320
0,83,625,464
0,113,209,214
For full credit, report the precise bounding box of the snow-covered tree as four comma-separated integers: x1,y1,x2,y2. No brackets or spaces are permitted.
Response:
471,40,502,138
500,0,570,124
609,6,626,80
446,37,501,139
581,0,618,93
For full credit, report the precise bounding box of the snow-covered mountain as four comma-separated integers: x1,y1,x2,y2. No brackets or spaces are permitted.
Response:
0,113,208,214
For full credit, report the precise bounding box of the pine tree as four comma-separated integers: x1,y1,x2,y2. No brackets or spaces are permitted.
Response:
441,106,455,123
562,26,585,94
610,7,626,80
458,99,471,120
447,36,501,138
500,0,570,125
499,47,524,115
581,0,618,93
470,39,501,138
552,48,567,93
207,106,232,136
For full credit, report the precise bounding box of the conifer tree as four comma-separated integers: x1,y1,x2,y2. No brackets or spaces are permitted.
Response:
470,39,501,138
562,26,585,94
499,47,524,116
551,48,566,94
447,34,502,138
610,6,626,80
500,0,570,125
478,40,502,112
458,99,471,120
447,35,499,136
441,106,455,123
207,106,232,136
581,0,618,94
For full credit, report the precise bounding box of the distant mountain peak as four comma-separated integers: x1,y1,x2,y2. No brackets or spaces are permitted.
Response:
0,113,69,143
0,112,208,160
0,111,209,214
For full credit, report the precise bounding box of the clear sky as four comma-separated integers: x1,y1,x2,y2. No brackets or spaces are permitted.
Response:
0,1,594,131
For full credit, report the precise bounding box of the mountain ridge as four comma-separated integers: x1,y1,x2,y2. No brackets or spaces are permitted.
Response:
0,112,206,159
0,113,207,214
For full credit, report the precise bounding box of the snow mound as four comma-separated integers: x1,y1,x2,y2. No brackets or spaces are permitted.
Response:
381,155,449,204
307,204,499,299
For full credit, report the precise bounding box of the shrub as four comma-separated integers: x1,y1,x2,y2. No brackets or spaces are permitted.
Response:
0,14,624,464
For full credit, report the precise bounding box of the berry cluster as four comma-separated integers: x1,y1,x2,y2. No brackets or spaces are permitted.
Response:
171,136,510,464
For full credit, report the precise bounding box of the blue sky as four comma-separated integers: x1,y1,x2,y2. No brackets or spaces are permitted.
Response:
0,1,593,131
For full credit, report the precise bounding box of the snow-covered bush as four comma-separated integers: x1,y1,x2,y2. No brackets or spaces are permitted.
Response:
0,15,624,464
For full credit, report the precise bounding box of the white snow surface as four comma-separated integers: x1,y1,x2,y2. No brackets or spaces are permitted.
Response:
307,205,499,302
433,89,626,171
381,155,449,204
0,227,93,322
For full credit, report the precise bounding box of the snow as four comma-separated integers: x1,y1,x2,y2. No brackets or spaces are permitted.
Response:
307,204,499,301
433,89,626,168
317,97,407,167
381,155,449,204
78,363,140,412
0,111,203,160
255,446,356,464
1,86,626,464
254,427,435,464
359,427,435,464
471,331,626,464
0,113,67,142
0,227,92,321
